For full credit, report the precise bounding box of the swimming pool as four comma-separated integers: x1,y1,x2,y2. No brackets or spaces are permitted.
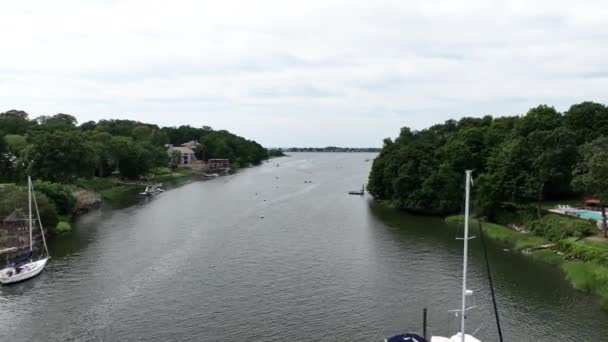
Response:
577,211,605,221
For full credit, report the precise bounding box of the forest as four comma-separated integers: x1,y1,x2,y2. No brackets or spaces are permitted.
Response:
0,110,268,233
0,110,268,183
368,101,608,220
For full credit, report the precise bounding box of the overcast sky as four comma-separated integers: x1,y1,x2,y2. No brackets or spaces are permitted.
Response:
1,0,607,147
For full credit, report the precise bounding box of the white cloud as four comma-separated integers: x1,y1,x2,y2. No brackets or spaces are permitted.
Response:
1,0,607,146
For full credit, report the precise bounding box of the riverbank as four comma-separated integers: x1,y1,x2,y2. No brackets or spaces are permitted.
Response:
0,171,194,239
445,215,608,309
76,171,194,209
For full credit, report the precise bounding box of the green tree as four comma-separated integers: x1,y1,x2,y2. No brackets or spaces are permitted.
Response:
525,128,578,218
36,113,78,130
109,137,153,179
572,136,608,237
0,184,59,232
0,130,11,182
33,181,76,215
84,131,115,177
197,130,267,167
4,134,28,156
516,105,562,136
27,130,97,182
0,110,36,135
168,150,182,170
80,120,97,131
564,102,608,144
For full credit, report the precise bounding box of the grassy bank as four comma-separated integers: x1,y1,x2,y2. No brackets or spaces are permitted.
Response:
562,262,608,308
91,172,193,208
444,215,546,251
445,214,608,309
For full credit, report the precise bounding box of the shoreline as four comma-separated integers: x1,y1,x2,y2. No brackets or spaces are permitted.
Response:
445,215,608,310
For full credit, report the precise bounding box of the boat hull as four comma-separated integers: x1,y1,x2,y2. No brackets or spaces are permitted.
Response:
0,258,48,285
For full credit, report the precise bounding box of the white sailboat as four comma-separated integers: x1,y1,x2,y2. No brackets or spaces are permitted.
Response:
386,171,481,342
0,176,50,285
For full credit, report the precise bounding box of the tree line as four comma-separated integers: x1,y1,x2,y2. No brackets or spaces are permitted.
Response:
367,101,608,219
285,147,381,152
0,110,268,183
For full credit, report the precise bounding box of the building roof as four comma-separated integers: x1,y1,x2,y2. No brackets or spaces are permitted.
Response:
181,140,200,147
4,209,27,222
171,146,195,154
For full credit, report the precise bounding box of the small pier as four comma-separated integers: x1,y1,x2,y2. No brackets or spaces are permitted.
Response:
348,184,365,196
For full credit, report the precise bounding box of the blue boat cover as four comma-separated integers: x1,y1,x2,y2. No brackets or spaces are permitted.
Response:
10,251,32,268
386,333,428,342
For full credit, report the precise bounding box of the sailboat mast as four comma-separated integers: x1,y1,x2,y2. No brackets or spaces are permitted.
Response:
461,170,472,342
28,176,33,252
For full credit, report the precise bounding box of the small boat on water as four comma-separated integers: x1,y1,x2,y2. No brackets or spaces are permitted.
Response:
0,176,50,285
202,173,219,179
348,184,365,196
140,183,165,196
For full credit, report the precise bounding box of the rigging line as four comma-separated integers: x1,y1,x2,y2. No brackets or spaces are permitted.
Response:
477,219,504,342
30,180,50,258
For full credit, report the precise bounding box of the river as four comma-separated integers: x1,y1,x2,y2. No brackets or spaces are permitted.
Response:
0,153,606,341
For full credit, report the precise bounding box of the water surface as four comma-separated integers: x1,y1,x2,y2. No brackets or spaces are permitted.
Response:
1,153,606,341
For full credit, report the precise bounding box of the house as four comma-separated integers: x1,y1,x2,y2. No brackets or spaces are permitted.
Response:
207,159,230,171
181,140,200,149
0,209,32,254
168,146,197,165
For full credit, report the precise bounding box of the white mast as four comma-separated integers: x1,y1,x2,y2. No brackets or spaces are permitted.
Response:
460,170,472,342
28,176,33,252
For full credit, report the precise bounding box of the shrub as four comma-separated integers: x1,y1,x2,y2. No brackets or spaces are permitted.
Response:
0,184,59,230
33,181,76,215
74,177,115,191
562,262,605,292
489,204,537,226
527,214,595,242
554,239,608,266
154,167,172,175
55,221,72,234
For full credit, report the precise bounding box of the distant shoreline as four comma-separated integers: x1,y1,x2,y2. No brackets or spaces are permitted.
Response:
280,148,380,153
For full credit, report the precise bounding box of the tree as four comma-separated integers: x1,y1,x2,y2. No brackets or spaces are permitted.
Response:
33,181,76,215
369,103,588,217
80,120,97,131
161,125,215,146
4,134,28,156
572,136,608,237
109,137,155,179
516,105,563,136
0,110,36,135
0,184,59,233
148,144,169,173
0,130,11,182
84,131,115,177
564,102,608,144
26,130,97,182
197,130,268,167
169,150,182,170
36,113,78,130
524,128,578,219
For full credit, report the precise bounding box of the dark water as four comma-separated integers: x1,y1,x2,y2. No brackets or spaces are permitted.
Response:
0,153,606,341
